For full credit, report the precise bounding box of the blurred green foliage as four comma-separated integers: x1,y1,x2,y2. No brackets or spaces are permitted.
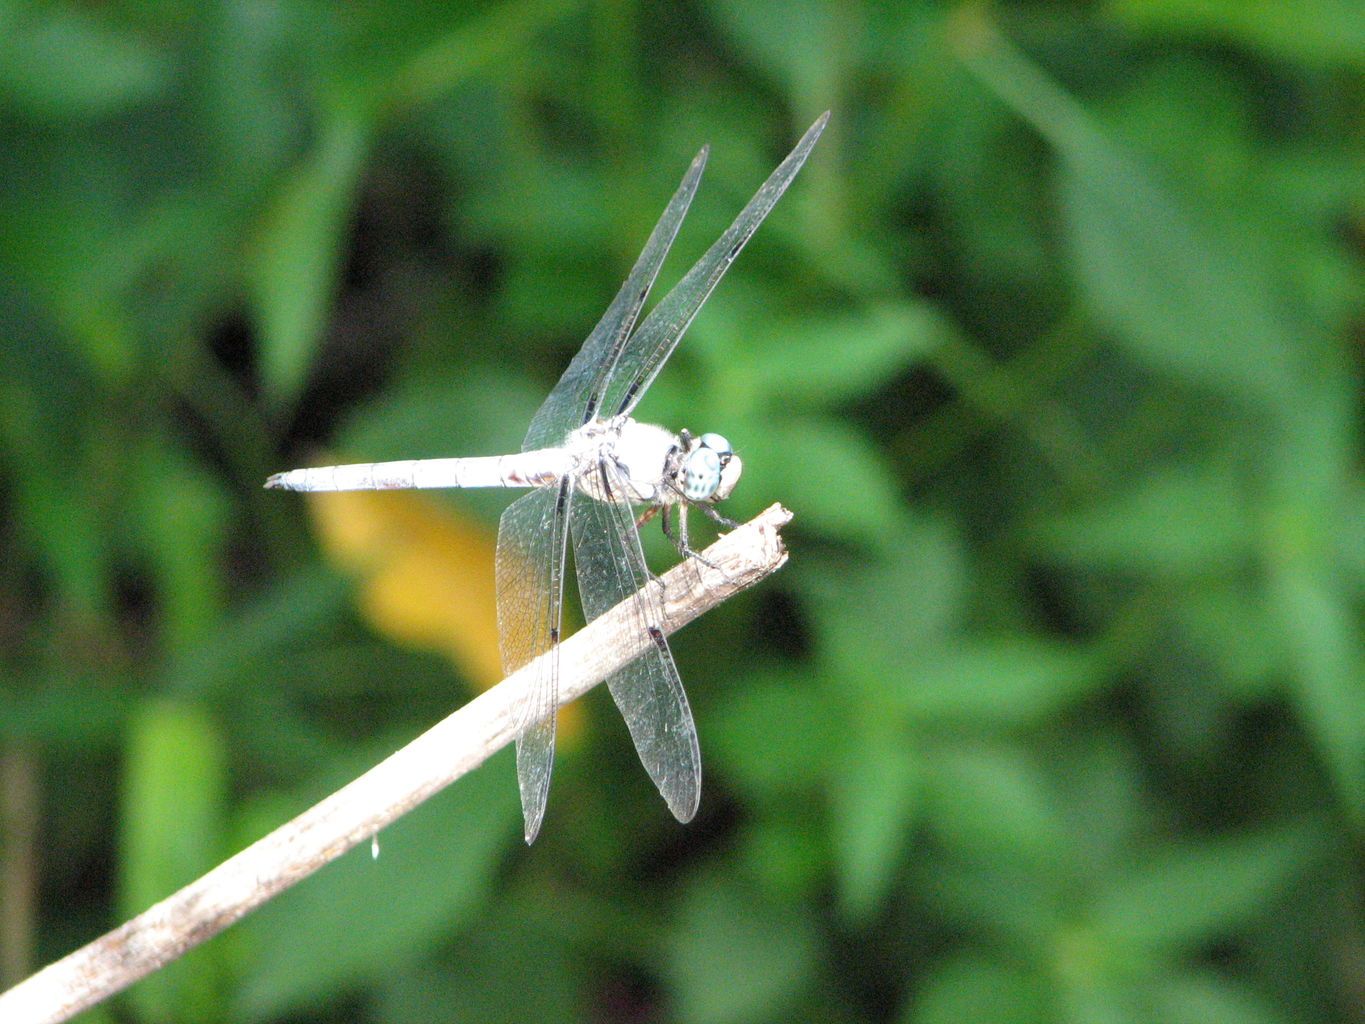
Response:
2,0,1364,1022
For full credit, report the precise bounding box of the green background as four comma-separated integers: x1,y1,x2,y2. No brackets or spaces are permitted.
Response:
3,0,1364,1021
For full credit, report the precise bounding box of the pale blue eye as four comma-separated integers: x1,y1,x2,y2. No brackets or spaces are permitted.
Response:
699,433,731,458
682,447,724,500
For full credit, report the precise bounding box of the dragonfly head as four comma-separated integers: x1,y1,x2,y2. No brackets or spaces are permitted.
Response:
681,432,742,503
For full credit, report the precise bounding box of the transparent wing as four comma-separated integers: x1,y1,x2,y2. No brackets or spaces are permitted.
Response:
570,467,701,823
603,111,829,420
496,481,573,843
521,147,709,452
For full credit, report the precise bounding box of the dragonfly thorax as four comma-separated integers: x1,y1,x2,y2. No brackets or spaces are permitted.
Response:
565,417,741,507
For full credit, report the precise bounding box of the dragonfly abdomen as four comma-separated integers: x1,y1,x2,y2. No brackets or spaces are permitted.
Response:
264,452,567,492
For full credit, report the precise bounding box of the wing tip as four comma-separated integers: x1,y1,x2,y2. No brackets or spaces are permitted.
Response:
800,110,831,149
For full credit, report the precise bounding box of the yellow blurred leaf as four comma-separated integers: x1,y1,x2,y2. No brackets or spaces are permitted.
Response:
302,486,584,745
307,488,503,687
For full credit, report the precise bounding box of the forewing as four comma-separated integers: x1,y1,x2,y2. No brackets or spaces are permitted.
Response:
605,112,829,419
570,472,701,823
522,148,708,452
496,483,573,843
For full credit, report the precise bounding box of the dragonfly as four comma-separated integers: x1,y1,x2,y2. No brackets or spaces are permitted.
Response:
268,112,828,842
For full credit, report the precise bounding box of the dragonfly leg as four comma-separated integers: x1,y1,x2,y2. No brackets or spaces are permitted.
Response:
695,500,740,531
660,503,735,581
661,503,696,559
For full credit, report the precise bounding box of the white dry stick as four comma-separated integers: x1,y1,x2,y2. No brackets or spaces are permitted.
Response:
0,504,793,1024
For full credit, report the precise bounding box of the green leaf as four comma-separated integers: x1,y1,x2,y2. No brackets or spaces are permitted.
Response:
1107,0,1365,71
801,512,967,669
0,7,170,119
1035,466,1252,576
130,442,231,654
668,875,821,1024
1262,388,1365,825
708,673,843,800
1265,561,1365,826
735,805,827,897
119,700,228,903
1057,145,1300,411
119,700,229,1024
247,108,371,407
14,469,108,620
375,0,580,115
726,299,945,406
894,639,1105,728
903,953,1050,1024
830,724,919,922
374,921,579,1023
924,745,1066,869
704,0,840,104
1172,585,1279,698
960,23,1306,412
1092,822,1322,951
735,415,905,546
920,855,1064,950
1148,970,1295,1024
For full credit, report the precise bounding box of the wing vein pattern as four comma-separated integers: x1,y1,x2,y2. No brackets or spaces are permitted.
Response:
570,462,701,822
496,482,573,842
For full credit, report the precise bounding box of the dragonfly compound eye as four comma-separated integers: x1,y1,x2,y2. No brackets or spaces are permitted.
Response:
681,446,724,501
698,433,732,464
